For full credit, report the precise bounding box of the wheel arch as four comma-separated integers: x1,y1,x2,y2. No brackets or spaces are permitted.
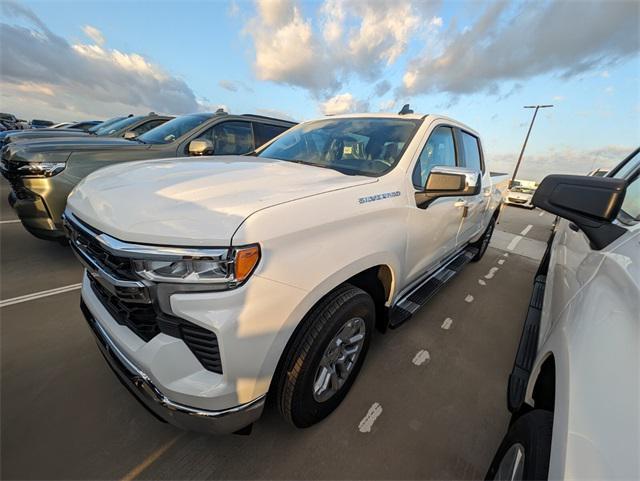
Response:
263,260,398,398
525,352,556,414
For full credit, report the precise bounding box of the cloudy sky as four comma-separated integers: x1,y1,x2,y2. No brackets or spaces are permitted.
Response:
1,0,638,180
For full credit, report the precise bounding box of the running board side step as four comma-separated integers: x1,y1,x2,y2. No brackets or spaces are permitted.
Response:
388,247,479,329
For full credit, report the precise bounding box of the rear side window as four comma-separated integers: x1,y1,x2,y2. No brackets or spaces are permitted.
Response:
459,131,483,172
412,126,457,189
253,123,289,148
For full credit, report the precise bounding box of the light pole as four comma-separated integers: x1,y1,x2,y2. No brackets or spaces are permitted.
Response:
510,104,553,188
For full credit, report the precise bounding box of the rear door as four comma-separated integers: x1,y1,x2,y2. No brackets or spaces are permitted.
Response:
456,129,488,245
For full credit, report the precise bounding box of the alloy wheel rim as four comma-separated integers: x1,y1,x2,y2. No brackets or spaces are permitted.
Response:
312,317,366,402
495,443,525,481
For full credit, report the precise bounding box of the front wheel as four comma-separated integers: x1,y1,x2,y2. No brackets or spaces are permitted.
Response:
485,410,553,480
276,284,375,428
470,217,496,262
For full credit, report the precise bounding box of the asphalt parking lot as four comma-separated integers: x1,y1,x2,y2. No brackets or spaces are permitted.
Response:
0,176,554,480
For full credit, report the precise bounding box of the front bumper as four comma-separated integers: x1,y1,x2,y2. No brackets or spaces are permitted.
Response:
80,300,265,434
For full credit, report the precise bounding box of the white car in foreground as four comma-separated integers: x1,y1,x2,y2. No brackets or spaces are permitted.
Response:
487,147,640,480
64,112,502,433
503,186,536,209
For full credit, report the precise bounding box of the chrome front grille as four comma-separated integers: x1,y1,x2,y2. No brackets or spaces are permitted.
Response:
65,212,223,373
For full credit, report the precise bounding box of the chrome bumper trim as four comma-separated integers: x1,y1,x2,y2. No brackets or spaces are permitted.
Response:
81,300,264,434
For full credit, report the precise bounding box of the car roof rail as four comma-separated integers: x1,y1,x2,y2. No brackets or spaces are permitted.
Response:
241,113,296,123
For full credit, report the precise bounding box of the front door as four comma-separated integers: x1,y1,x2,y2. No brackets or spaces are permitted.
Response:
404,125,466,287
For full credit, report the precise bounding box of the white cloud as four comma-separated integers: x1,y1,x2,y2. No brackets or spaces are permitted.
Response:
320,93,368,115
246,0,422,95
429,16,443,28
402,1,640,96
82,25,104,46
0,1,200,120
378,99,396,111
553,95,565,101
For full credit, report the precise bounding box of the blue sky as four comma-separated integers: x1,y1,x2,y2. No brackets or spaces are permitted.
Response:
1,0,639,179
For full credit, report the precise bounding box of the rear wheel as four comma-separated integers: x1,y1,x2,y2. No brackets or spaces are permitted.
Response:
471,217,496,262
485,410,553,480
276,284,374,428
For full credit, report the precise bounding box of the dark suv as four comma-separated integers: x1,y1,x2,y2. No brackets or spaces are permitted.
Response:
1,111,295,241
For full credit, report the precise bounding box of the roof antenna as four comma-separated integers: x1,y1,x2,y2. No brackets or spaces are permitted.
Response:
398,104,413,115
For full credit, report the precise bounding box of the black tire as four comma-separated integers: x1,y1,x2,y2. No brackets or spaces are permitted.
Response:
470,216,496,262
276,283,375,428
485,410,553,480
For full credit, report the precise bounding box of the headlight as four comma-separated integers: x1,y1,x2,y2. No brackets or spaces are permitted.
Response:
132,245,260,286
16,162,66,177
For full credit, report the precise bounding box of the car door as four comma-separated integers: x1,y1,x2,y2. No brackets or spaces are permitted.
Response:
404,124,466,285
456,129,488,245
187,120,255,156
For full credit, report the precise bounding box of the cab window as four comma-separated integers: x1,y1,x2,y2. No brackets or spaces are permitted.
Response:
253,123,289,148
613,149,640,223
196,121,254,155
412,126,456,189
459,131,483,173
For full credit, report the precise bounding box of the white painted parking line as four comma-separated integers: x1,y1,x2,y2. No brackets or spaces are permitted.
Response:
358,403,383,433
0,283,82,308
412,350,430,366
0,219,21,224
478,279,486,286
507,235,523,251
485,267,499,279
539,211,544,217
520,224,533,236
441,318,453,330
498,259,505,265
465,294,474,303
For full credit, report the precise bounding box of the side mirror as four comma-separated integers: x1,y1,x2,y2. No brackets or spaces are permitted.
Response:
188,139,214,156
533,174,627,249
415,166,481,208
123,131,137,140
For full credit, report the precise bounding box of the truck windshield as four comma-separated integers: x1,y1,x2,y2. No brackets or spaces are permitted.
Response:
138,114,212,144
256,117,420,176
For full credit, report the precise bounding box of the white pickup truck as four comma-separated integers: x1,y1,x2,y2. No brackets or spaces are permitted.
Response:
64,112,502,433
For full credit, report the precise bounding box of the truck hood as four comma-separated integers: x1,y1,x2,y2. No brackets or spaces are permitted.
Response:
67,156,377,246
3,136,145,162
4,129,89,145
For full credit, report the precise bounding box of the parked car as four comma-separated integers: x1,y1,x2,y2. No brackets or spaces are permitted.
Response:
486,147,640,480
587,167,609,177
64,111,502,434
0,114,165,148
0,113,20,130
504,185,536,209
30,119,55,129
2,112,294,241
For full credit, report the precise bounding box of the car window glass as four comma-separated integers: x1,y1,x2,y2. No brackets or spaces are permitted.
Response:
257,118,419,177
253,123,289,148
139,114,211,144
619,175,640,221
412,126,456,189
460,131,482,172
197,121,254,155
94,116,144,136
131,119,165,135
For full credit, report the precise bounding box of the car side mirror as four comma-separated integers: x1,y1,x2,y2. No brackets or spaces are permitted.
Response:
188,139,214,156
533,174,627,249
415,166,481,209
123,131,137,140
